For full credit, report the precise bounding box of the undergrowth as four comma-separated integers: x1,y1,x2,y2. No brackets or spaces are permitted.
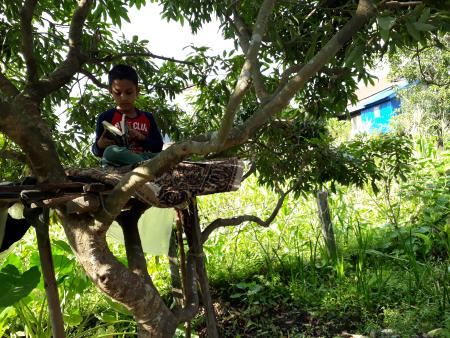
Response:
1,139,449,337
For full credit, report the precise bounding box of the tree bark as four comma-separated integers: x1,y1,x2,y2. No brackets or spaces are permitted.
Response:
317,190,338,261
180,199,219,338
168,226,184,309
58,211,178,338
3,98,66,183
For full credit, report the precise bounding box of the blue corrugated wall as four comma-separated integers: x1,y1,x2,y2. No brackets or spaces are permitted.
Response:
360,98,401,133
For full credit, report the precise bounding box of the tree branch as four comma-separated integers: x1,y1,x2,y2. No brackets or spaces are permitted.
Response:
92,52,196,67
279,63,305,89
79,69,109,89
232,8,269,101
238,0,376,140
0,72,20,98
59,212,177,335
20,0,39,83
381,1,422,8
28,0,93,100
116,202,152,284
201,185,290,244
231,8,251,52
241,162,256,181
216,0,276,145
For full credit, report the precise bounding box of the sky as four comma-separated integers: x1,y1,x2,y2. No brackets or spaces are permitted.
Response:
120,3,234,59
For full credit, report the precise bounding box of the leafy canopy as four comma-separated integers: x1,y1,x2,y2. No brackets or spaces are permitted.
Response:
0,0,448,189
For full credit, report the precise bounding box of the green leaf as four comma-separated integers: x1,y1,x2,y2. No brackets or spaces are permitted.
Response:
345,44,364,67
418,8,431,23
64,311,83,327
406,22,421,41
53,239,73,254
371,181,380,195
412,22,436,31
104,296,131,316
378,16,395,31
380,28,390,43
0,265,41,307
97,311,117,323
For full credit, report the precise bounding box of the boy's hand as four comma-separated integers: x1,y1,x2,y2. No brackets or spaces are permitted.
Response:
97,130,116,149
128,129,146,142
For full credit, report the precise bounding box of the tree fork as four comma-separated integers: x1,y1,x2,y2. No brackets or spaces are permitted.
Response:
58,211,178,338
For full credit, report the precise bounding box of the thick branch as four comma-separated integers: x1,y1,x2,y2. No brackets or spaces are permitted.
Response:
237,0,376,140
29,0,92,100
216,0,276,144
232,7,270,101
69,0,91,51
233,9,270,101
231,8,251,52
116,203,152,284
0,72,20,98
20,0,39,83
59,212,177,336
201,185,290,244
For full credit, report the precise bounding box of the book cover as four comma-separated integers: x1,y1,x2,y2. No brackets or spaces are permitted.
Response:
102,121,127,147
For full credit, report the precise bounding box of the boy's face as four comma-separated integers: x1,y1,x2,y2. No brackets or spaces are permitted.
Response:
109,79,139,115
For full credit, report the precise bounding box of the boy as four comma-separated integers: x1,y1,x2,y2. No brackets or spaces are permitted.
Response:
92,64,163,167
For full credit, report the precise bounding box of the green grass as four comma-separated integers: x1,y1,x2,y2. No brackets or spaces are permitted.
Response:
1,139,450,337
196,146,450,337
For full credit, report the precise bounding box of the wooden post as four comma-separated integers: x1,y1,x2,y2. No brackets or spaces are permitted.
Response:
34,208,66,338
175,214,191,338
316,190,338,262
181,199,219,338
168,226,184,308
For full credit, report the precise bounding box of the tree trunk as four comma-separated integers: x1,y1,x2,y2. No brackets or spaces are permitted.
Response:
6,99,66,182
58,211,178,338
316,190,338,261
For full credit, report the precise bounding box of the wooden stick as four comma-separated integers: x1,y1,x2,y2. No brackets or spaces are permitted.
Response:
43,194,101,214
34,208,66,337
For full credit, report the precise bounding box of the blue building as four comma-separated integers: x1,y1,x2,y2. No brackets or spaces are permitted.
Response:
348,80,407,135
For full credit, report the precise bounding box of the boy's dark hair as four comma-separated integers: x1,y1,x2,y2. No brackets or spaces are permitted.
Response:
108,64,139,87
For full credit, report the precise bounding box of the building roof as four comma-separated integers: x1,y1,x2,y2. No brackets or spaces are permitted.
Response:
348,79,408,113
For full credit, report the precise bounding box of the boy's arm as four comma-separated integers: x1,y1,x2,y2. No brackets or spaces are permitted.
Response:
141,112,163,153
92,109,116,157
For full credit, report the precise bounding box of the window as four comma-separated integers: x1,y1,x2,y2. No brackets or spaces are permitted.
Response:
374,105,380,118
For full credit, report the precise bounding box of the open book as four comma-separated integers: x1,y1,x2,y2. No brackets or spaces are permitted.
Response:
102,121,127,147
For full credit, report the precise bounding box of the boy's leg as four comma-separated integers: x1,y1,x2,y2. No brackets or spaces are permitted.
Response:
102,145,144,166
